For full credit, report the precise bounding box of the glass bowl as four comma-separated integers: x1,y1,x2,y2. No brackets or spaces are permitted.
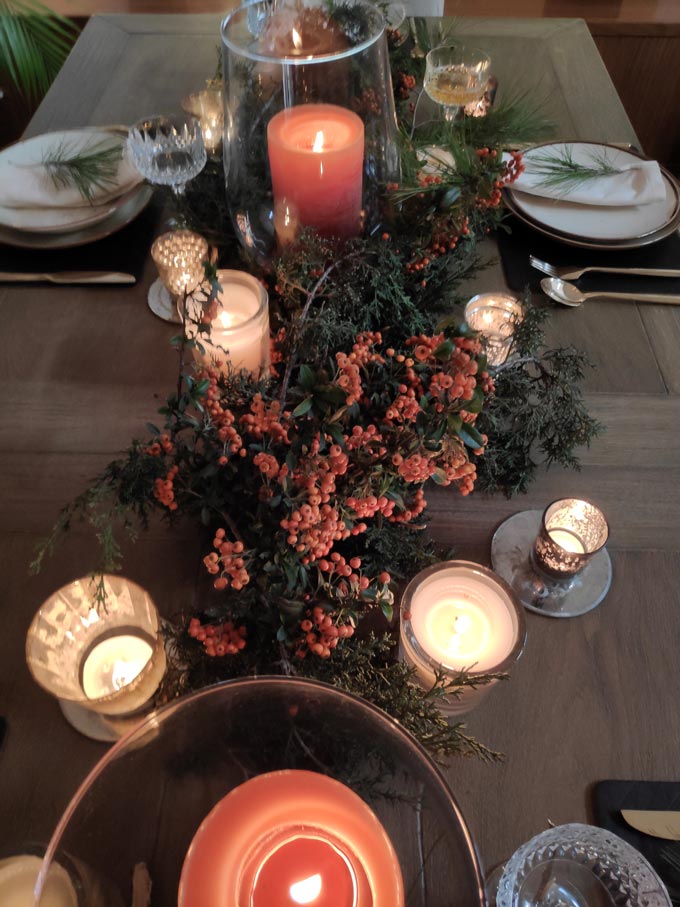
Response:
37,677,485,906
496,823,672,907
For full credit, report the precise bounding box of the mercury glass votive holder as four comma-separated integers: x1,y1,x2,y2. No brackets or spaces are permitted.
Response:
149,230,209,323
464,293,523,367
26,575,166,742
532,498,609,581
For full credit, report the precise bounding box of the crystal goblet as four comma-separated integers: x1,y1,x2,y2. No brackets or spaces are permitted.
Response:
424,45,491,122
495,823,671,907
127,114,207,195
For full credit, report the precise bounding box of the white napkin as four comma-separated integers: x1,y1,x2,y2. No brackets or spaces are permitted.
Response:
0,129,142,209
506,147,667,207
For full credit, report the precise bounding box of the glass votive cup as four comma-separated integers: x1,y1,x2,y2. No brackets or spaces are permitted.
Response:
400,561,526,716
182,86,224,156
532,498,609,581
151,230,209,298
464,293,523,367
184,269,270,379
26,575,166,741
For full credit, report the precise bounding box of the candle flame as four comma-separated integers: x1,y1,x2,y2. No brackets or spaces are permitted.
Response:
292,27,302,50
312,130,325,153
111,658,145,691
289,874,322,904
219,310,234,329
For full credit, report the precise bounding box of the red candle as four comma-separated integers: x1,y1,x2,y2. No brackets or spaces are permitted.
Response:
179,769,403,907
267,104,364,241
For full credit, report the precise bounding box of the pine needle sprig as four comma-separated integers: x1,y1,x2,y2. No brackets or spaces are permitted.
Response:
525,145,623,194
40,138,123,202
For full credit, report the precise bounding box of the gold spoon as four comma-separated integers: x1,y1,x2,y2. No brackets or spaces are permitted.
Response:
540,277,680,307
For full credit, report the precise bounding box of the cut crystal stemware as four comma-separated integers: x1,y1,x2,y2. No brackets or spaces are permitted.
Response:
127,114,207,195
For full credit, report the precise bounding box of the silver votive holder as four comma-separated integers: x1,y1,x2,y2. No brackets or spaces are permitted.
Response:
148,229,209,323
464,293,523,367
26,575,166,741
491,500,613,618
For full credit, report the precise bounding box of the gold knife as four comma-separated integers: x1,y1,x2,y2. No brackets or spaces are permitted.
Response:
621,809,680,840
0,271,135,285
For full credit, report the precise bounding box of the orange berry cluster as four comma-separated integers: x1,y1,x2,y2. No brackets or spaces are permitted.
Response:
397,72,416,99
144,433,173,457
188,617,246,656
204,530,250,591
295,606,356,660
154,465,179,510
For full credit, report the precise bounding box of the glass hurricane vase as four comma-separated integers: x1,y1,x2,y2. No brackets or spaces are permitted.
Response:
221,0,400,261
36,677,485,907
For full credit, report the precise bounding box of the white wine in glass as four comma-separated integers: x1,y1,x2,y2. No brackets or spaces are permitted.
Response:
424,45,491,121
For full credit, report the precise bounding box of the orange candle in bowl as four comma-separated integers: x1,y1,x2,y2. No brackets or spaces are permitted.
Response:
267,104,364,241
179,769,403,907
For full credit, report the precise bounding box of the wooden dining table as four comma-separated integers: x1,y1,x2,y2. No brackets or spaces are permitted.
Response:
1,11,680,899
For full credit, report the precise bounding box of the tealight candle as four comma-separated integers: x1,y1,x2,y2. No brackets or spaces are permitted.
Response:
267,104,364,241
182,87,224,156
533,498,609,580
26,575,166,741
179,770,404,907
464,293,523,367
400,561,526,715
149,230,209,323
81,632,154,700
186,269,270,378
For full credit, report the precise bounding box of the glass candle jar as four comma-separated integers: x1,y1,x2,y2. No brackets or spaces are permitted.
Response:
221,0,400,261
532,498,609,581
400,561,526,715
464,293,523,367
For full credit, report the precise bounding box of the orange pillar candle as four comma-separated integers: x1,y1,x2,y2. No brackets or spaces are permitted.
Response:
267,104,364,241
179,769,403,907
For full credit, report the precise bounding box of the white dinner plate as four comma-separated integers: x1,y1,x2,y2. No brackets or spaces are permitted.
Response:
0,183,153,250
0,128,143,233
504,142,680,250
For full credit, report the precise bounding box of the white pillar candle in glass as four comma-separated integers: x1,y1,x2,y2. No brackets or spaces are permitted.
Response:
400,561,526,715
187,269,270,378
464,293,523,367
81,632,154,700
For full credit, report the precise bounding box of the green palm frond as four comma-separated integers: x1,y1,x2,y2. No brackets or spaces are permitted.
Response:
0,0,79,105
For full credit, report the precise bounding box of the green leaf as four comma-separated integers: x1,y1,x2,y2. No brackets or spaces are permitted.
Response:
464,386,485,415
298,364,315,391
146,423,160,436
457,422,484,449
292,397,313,418
379,598,394,622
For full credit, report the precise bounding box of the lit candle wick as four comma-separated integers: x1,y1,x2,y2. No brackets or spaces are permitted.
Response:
289,874,322,904
448,612,472,652
312,130,325,153
219,310,234,329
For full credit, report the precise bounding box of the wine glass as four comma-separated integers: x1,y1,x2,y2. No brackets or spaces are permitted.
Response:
424,45,491,122
494,824,672,907
127,114,207,195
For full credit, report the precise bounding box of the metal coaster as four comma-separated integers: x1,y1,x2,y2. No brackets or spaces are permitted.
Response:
147,278,182,323
491,510,612,618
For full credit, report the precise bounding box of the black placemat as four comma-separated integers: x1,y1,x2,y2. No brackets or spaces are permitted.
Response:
593,780,680,899
0,200,161,284
497,215,680,297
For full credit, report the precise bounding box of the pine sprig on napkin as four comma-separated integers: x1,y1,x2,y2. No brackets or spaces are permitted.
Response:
40,138,123,203
526,145,623,194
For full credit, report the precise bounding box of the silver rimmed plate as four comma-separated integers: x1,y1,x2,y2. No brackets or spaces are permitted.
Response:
0,183,153,250
504,142,680,250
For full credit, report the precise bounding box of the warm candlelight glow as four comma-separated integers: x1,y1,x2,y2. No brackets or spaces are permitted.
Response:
81,633,153,699
548,529,585,554
292,27,302,50
218,310,235,329
401,562,525,714
290,874,323,904
464,293,523,367
312,130,324,153
179,770,403,907
267,104,364,240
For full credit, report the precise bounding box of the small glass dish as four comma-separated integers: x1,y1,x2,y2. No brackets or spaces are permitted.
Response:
495,823,671,907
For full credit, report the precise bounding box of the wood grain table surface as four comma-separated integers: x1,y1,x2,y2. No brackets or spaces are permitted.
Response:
2,12,680,897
